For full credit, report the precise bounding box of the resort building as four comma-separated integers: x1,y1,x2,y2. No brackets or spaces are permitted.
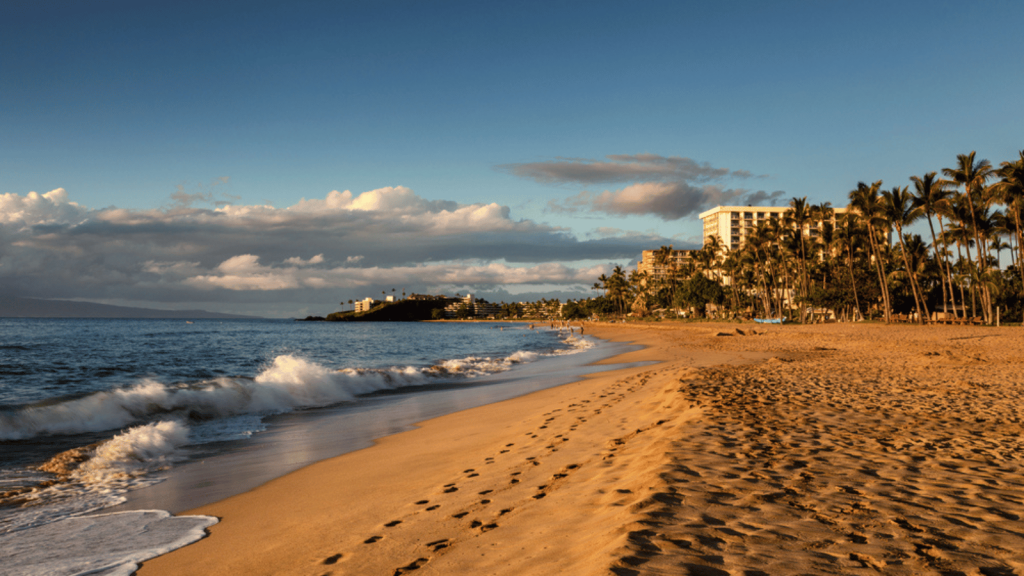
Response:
636,249,695,282
698,205,848,251
354,297,378,313
443,294,501,318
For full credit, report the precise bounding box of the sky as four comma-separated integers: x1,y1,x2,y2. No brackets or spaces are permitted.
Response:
2,0,1022,318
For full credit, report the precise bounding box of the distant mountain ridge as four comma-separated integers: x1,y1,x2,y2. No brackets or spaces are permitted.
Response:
0,297,261,319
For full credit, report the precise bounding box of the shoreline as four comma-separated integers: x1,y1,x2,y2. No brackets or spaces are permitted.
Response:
139,322,1024,575
110,331,632,516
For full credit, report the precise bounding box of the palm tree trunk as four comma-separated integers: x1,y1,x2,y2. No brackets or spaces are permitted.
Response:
961,187,992,323
846,244,862,320
937,216,962,318
894,225,927,323
866,223,891,322
925,215,950,319
1013,208,1024,286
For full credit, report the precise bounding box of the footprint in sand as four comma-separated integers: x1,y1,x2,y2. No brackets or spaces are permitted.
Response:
426,505,440,511
392,557,429,575
452,512,469,519
364,536,382,544
323,553,343,564
426,539,449,551
385,520,403,528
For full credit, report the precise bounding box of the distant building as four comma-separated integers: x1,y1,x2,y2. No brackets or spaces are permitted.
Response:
443,294,501,318
698,205,848,251
636,249,695,282
354,297,378,313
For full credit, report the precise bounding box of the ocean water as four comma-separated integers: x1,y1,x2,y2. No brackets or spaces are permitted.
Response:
0,318,619,575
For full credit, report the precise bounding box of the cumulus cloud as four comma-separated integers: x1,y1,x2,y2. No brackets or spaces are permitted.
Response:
0,186,668,315
283,254,325,266
503,154,779,220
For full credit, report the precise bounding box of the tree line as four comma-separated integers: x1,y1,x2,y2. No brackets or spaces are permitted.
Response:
593,151,1024,324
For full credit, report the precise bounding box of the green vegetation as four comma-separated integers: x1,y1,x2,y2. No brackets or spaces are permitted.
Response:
592,150,1024,324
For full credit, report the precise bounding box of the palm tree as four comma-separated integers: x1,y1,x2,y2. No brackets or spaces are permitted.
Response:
833,212,865,320
811,202,835,289
786,197,812,312
595,265,630,317
883,186,928,322
911,172,956,319
628,269,650,316
653,245,676,304
942,152,995,322
849,181,892,322
993,150,1024,285
703,235,725,282
348,298,354,311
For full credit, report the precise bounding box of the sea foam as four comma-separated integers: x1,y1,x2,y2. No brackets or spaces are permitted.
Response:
0,510,216,576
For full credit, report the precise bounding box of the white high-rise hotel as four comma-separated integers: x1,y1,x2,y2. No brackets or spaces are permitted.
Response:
698,205,848,251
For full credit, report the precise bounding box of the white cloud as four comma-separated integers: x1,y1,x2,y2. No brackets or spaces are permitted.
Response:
283,254,325,266
0,186,669,315
170,257,607,292
0,188,88,227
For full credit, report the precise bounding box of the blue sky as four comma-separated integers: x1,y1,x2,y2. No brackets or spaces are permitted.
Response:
2,0,1022,316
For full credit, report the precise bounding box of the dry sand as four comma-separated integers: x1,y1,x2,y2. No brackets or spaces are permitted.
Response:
140,322,1024,576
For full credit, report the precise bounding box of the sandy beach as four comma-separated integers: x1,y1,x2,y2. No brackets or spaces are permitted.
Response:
139,322,1024,576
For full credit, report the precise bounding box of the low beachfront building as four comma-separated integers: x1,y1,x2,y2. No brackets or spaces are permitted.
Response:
443,294,502,318
354,297,378,313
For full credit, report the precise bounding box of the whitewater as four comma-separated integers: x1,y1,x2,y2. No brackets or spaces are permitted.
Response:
0,318,616,576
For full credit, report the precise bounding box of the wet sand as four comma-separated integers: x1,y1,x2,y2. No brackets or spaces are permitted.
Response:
139,322,1024,575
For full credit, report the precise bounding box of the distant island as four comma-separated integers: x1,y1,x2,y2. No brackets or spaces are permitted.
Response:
303,293,510,322
303,296,453,322
0,297,262,319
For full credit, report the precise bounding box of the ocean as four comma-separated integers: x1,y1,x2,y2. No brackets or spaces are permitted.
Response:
0,318,627,575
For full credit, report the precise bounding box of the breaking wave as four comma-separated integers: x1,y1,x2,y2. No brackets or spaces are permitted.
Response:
1,421,194,535
0,334,594,442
